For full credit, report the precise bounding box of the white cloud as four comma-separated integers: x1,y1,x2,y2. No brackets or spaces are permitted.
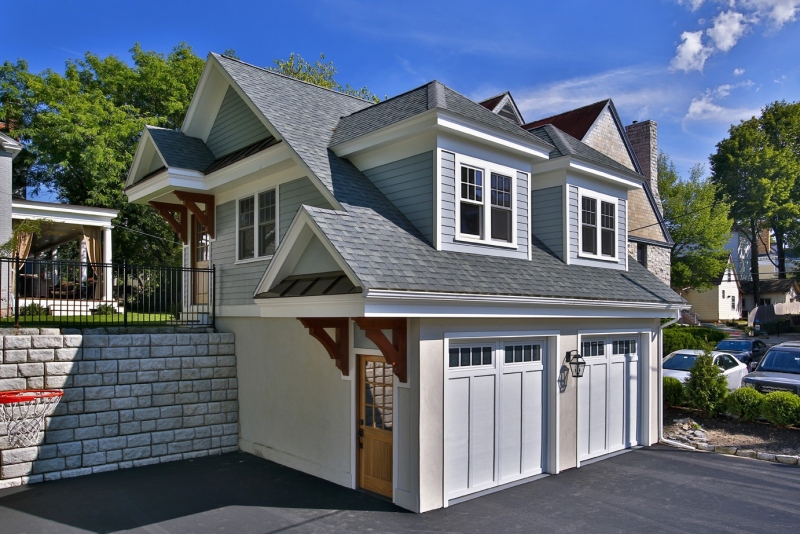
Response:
678,0,707,11
670,31,713,72
742,0,800,27
733,67,746,75
706,10,750,51
684,81,759,122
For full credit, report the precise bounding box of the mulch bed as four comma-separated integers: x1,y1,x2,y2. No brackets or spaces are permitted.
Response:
664,407,800,456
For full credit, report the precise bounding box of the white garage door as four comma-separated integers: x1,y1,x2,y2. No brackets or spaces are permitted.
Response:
578,336,639,462
445,339,546,501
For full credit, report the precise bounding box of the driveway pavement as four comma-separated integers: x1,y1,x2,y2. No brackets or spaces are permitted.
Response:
0,445,797,533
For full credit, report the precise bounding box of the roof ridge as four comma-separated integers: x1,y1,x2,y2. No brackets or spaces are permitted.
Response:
213,53,377,105
337,80,439,120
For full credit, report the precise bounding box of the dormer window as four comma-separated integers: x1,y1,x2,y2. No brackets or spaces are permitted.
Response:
456,155,517,247
238,187,277,261
579,190,617,260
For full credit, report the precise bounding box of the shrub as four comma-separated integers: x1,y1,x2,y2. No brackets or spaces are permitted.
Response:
19,303,48,317
725,387,764,421
685,354,728,416
94,304,117,316
663,377,685,408
761,391,800,427
663,326,726,355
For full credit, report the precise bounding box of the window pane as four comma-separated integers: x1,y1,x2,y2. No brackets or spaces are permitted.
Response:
460,167,483,201
259,222,275,256
505,346,513,364
524,345,532,362
601,201,615,256
601,201,614,229
491,207,512,242
238,197,255,260
239,227,254,259
532,345,541,362
460,202,482,236
490,173,511,208
482,347,492,365
582,225,597,254
449,348,459,368
471,348,481,366
460,348,470,367
582,197,596,225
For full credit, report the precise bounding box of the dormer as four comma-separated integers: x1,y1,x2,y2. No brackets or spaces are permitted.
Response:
478,92,525,125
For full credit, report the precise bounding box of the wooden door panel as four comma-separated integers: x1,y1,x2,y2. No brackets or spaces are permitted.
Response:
358,356,393,498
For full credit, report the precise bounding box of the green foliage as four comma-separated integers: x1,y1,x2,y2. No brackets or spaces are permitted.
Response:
19,303,48,317
685,353,728,416
725,387,764,421
663,326,726,355
663,377,685,408
760,391,800,427
93,304,118,316
659,153,732,290
0,219,49,257
269,53,380,102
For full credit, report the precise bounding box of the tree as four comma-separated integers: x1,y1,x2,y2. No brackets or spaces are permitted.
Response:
269,53,380,102
659,153,732,290
0,43,205,265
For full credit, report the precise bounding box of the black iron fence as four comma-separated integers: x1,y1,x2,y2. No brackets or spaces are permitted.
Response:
0,257,214,327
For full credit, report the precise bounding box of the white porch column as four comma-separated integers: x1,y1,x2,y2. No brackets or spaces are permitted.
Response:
103,226,113,303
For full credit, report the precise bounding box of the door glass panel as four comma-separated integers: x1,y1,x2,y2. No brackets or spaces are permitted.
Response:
363,360,393,432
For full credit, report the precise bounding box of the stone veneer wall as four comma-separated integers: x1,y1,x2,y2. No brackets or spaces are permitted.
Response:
0,327,238,489
628,243,671,287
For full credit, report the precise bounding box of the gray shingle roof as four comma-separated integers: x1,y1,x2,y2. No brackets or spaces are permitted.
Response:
528,124,640,178
146,126,216,172
329,82,552,149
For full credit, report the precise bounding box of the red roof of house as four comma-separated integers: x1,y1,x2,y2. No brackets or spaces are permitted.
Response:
522,100,609,140
478,93,507,111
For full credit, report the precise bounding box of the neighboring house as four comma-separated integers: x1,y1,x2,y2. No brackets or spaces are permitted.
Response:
125,54,684,513
1,133,22,315
522,100,673,286
681,254,741,322
741,279,799,312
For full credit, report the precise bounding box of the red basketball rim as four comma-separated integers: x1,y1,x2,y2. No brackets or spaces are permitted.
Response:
0,389,64,404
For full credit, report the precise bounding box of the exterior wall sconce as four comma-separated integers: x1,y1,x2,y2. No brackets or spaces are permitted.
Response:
565,350,586,378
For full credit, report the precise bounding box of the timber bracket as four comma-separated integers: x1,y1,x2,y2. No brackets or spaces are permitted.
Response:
353,318,407,383
299,318,350,376
149,202,188,245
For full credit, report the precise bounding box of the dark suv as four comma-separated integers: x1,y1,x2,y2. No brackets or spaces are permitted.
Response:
742,342,800,395
714,339,769,370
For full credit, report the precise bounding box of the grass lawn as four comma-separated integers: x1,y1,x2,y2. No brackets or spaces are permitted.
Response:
1,312,176,327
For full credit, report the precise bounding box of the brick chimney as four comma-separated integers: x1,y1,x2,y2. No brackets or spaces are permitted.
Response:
757,228,772,254
624,120,661,212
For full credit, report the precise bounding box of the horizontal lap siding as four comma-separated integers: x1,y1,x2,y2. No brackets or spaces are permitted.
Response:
279,177,332,242
440,151,527,260
568,185,579,260
363,152,434,244
568,185,626,270
206,86,270,158
531,185,563,260
617,198,627,268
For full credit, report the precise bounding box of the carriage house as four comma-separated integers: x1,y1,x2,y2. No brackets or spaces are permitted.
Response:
125,54,684,512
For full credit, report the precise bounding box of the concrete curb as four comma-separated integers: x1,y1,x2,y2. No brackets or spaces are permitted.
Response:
661,440,799,466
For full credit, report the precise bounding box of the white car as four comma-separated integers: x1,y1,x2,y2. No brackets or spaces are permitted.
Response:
662,350,748,391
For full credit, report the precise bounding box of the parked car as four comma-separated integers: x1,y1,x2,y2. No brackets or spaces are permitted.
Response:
742,342,800,395
713,339,769,370
662,350,748,391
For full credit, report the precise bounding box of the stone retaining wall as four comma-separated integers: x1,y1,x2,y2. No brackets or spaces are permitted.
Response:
0,327,238,489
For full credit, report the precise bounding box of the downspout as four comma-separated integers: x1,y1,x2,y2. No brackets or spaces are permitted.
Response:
658,311,696,450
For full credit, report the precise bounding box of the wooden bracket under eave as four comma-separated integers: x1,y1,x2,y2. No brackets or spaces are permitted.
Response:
299,318,350,376
174,191,215,239
353,318,407,383
149,201,188,245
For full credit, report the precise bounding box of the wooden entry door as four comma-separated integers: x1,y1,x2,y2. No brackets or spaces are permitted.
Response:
358,355,393,497
191,216,209,305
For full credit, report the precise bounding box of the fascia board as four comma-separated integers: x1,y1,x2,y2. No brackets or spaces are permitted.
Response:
252,208,362,298
210,54,344,212
125,168,206,204
568,158,643,190
363,290,686,318
255,294,365,318
12,202,118,227
435,110,552,160
330,109,439,157
204,142,294,190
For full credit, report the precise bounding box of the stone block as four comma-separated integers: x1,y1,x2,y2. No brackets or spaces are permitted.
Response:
51,403,69,417
106,450,123,463
117,372,137,384
217,344,235,356
174,428,196,441
79,414,97,427
93,464,119,474
211,390,227,402
197,391,211,403
183,415,204,428
3,350,27,363
65,455,82,469
82,452,107,467
63,335,83,348
130,334,150,346
31,457,66,474
123,446,151,461
160,405,182,418
1,447,40,464
45,375,73,389
130,383,152,396
155,417,183,431
84,399,111,412
211,379,228,391
128,434,151,447
715,446,738,455
208,402,221,414
150,334,176,346
736,450,757,459
152,430,175,444
150,346,173,358
221,435,238,447
77,361,96,374
216,356,236,367
184,450,209,460
67,402,84,414
181,369,200,381
210,437,221,449
118,410,133,423
153,381,179,395
44,361,73,375
111,397,137,410
133,457,160,467
159,453,183,463
108,335,132,347
75,373,103,387
47,415,79,431
219,333,234,344
141,420,156,432
134,407,160,421
120,422,141,435
61,467,92,478
227,390,238,401
4,336,31,349
137,397,152,408
175,392,198,404
85,386,115,400
118,360,139,372
194,356,215,368
103,424,119,437
183,403,208,416
26,377,44,389
776,455,799,465
118,461,133,469
114,385,131,398
140,358,166,371
192,380,211,392
205,413,225,425
222,423,238,435
158,369,181,382
152,394,175,406
55,348,82,361
58,442,82,456
82,439,99,453
175,334,191,345
82,348,101,361
152,444,168,456
102,373,118,386
199,368,214,379
174,345,196,357
137,371,159,382
0,364,16,378
757,452,776,462
62,388,84,402
44,429,74,444
129,346,150,358
165,357,181,369
32,336,63,349
190,333,209,345
208,333,221,344
178,382,193,394
194,426,211,439
102,347,128,360
213,367,237,379
95,360,118,373
17,362,44,377
43,472,62,482
2,462,33,478
82,336,108,348
221,401,239,413
228,378,238,389
195,345,209,357
168,441,192,454
74,426,103,440
99,436,127,451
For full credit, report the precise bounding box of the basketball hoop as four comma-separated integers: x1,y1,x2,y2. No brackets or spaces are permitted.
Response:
0,390,64,448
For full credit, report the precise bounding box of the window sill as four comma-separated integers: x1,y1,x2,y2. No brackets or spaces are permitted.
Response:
454,235,518,250
577,252,618,263
234,255,274,266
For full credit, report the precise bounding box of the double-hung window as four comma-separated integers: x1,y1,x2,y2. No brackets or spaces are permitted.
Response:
457,157,517,246
579,190,618,260
238,187,277,261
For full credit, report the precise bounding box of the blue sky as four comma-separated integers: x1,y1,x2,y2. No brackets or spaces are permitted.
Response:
4,0,800,189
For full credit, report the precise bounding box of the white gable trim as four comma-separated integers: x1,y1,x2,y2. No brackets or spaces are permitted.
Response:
126,128,169,188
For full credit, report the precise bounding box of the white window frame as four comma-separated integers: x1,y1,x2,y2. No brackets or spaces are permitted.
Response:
454,154,519,249
235,185,280,264
577,188,619,262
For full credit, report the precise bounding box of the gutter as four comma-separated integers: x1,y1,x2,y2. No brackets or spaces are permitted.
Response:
658,312,696,450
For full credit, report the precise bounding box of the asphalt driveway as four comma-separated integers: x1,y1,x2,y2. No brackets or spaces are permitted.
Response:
0,445,797,533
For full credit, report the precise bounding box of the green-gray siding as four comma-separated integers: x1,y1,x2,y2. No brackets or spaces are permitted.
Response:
206,86,271,158
279,177,332,241
363,152,434,244
440,150,529,259
531,185,563,259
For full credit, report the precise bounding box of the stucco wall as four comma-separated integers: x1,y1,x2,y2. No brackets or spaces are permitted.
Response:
0,327,238,489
